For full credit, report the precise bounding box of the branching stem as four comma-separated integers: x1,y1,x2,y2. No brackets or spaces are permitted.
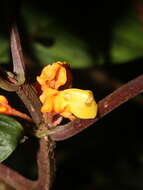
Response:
50,74,143,141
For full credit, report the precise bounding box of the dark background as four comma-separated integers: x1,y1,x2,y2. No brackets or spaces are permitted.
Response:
0,0,143,189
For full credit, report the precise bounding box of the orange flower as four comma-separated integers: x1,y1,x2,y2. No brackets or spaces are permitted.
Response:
40,88,97,120
0,95,32,121
37,62,98,120
54,89,97,119
39,88,58,113
37,62,72,90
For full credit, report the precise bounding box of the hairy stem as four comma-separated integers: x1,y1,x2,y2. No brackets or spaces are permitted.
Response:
16,83,43,126
35,138,55,190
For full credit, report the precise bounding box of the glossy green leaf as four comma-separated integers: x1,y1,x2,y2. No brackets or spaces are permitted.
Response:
0,114,23,162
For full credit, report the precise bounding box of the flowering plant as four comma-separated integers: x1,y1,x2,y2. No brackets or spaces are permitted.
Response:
37,62,98,120
0,24,142,190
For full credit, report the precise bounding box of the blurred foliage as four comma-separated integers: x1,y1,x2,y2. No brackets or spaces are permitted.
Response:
21,5,94,68
111,7,143,63
0,37,9,63
0,1,143,67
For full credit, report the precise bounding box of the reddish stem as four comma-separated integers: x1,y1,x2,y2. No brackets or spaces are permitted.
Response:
50,74,143,141
35,138,55,190
0,164,34,190
0,24,54,190
0,138,55,190
10,24,25,84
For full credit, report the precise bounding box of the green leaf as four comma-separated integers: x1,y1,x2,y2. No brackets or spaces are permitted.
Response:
0,114,23,162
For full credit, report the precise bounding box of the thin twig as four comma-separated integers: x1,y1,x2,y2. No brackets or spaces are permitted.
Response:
90,68,143,106
10,24,25,84
50,74,143,141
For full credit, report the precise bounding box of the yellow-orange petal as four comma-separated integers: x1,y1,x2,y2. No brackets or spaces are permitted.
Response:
0,95,10,112
37,62,72,90
0,95,8,104
40,88,58,113
39,88,58,103
0,106,8,112
55,65,67,89
41,95,54,113
56,89,98,119
39,88,98,120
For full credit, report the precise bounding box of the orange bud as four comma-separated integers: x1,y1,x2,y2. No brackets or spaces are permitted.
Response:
0,96,9,112
0,95,32,121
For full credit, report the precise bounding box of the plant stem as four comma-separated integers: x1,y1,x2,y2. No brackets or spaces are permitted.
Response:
0,23,55,190
50,74,143,141
0,164,34,190
0,138,55,190
35,138,55,190
10,24,25,85
16,83,43,126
